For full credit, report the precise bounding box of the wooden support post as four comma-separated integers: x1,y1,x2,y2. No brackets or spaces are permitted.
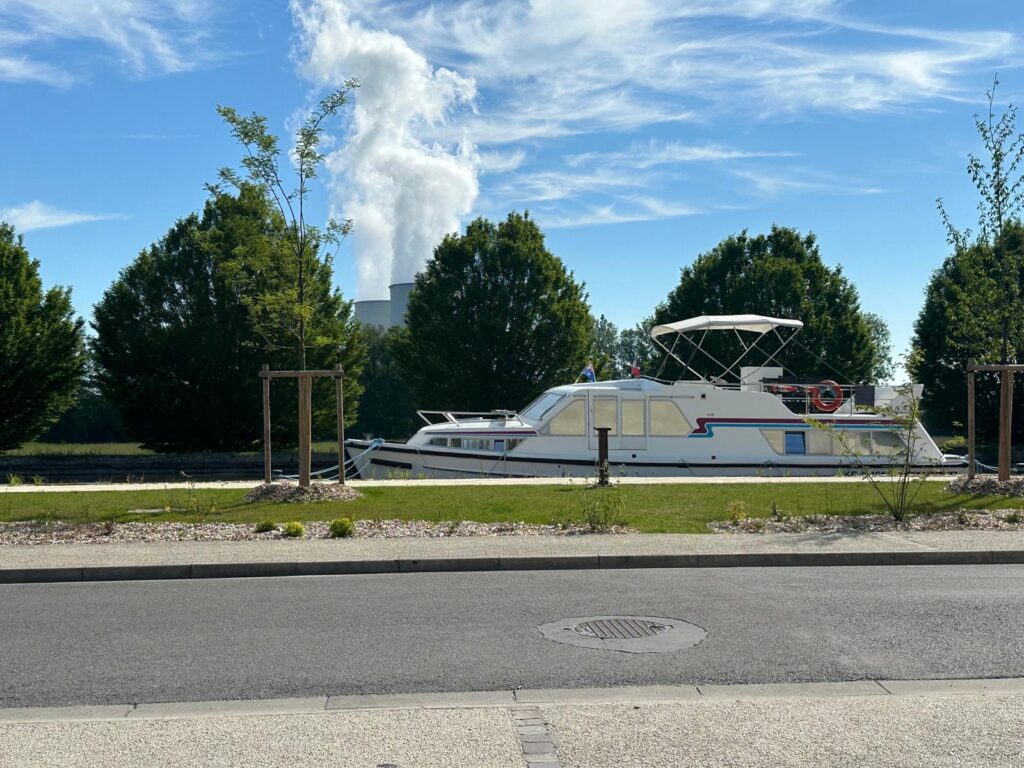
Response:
999,368,1013,481
298,375,312,488
262,364,272,484
335,364,346,485
967,359,976,480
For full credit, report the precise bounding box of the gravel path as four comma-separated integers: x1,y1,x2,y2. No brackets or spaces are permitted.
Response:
709,508,1024,534
0,519,630,546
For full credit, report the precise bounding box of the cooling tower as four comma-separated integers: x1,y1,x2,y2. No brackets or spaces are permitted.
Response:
388,282,415,328
353,299,391,329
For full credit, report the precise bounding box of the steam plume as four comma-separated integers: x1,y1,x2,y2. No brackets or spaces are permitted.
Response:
292,0,479,299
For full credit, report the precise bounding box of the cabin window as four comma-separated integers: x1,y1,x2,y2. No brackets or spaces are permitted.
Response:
649,400,691,436
761,429,785,454
872,431,906,455
622,400,645,436
461,438,493,451
427,437,447,447
547,399,586,436
521,392,564,421
807,431,836,455
593,397,618,436
784,431,806,455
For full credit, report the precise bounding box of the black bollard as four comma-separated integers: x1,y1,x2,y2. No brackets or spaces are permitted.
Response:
595,426,610,486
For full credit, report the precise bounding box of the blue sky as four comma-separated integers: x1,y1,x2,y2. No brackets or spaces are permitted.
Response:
2,0,1022,377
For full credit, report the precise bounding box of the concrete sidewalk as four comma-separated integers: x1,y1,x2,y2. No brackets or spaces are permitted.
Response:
1,474,960,492
2,530,1023,583
2,679,1022,767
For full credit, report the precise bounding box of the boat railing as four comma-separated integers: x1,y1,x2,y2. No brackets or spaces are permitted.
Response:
417,409,518,426
759,380,859,415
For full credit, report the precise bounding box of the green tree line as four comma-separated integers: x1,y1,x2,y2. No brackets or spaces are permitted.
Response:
5,78,1022,451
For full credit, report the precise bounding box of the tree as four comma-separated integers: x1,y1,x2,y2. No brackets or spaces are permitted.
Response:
590,315,619,379
213,82,359,370
914,76,1024,437
393,213,593,411
351,326,418,440
92,186,364,452
39,356,128,444
0,223,86,451
911,226,1024,440
616,317,660,379
864,312,895,382
811,385,933,521
653,226,879,382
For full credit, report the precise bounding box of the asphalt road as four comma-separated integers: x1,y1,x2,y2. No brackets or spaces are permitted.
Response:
2,565,1024,709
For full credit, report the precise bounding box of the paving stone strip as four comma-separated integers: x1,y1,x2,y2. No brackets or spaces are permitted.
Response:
511,705,562,767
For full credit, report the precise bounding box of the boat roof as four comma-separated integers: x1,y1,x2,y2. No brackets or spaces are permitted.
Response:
548,379,666,394
650,314,804,338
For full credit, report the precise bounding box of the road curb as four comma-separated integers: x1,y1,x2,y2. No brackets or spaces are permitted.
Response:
0,549,1019,584
3,678,1024,723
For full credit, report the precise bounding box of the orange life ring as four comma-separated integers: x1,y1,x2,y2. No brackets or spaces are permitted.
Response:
811,380,844,412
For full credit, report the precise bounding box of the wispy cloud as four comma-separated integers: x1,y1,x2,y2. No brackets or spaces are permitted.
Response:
731,168,884,197
476,148,527,174
293,0,1017,292
0,201,127,231
0,55,73,87
493,168,649,203
539,197,703,229
566,141,798,170
0,0,216,85
359,0,1018,131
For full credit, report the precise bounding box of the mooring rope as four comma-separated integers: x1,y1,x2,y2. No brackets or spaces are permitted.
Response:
276,438,385,481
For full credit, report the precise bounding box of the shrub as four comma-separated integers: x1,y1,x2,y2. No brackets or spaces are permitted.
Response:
727,500,747,524
580,484,626,532
282,520,305,538
1005,511,1022,524
939,435,967,453
254,519,277,533
329,517,355,538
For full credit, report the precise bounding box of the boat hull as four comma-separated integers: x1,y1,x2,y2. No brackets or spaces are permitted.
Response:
344,440,957,479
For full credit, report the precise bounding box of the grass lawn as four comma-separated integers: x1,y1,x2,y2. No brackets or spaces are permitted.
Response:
5,442,157,457
1,482,1021,533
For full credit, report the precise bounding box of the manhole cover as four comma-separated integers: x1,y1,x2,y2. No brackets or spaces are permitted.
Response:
573,618,670,639
539,615,706,654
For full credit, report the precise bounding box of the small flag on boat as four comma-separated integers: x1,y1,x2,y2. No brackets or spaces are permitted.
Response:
630,357,641,378
580,361,596,382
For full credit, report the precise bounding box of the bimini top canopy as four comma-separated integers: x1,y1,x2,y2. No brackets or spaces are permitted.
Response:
650,314,804,339
648,314,804,383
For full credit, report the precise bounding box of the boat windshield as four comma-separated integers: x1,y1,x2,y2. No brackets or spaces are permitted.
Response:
520,392,565,422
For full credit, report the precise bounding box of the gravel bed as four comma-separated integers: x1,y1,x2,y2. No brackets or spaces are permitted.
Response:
947,474,1024,497
244,483,363,504
709,508,1024,534
0,519,631,545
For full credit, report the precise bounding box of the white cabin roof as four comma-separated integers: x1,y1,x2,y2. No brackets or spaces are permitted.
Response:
650,314,803,338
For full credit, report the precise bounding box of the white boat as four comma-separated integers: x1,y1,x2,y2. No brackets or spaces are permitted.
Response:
345,315,959,479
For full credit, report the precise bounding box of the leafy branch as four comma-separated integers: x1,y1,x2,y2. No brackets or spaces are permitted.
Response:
210,81,359,369
807,385,936,521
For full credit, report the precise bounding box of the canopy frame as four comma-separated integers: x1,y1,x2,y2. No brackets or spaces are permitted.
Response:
649,315,803,384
